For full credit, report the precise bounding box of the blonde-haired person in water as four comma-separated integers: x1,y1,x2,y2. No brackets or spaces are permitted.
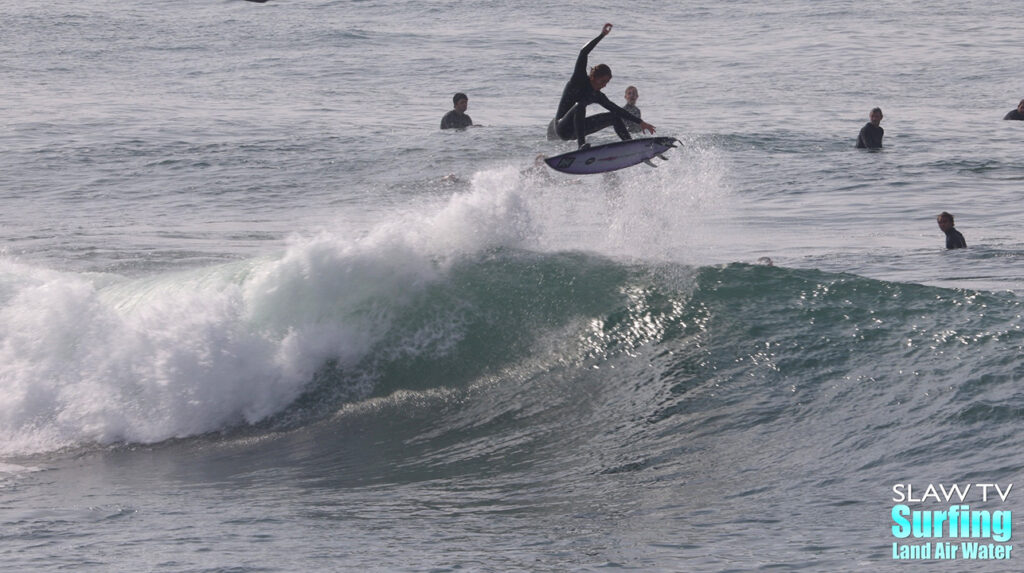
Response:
622,85,643,134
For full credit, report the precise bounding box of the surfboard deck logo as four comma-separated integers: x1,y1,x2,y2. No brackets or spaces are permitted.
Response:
544,137,679,175
555,156,576,169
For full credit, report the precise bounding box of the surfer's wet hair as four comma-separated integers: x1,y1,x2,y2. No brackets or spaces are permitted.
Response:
590,64,611,79
453,92,468,106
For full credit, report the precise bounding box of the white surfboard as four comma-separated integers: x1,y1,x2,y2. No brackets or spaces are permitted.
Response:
544,137,679,175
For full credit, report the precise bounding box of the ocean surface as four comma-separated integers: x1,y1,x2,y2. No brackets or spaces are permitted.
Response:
3,1,1024,571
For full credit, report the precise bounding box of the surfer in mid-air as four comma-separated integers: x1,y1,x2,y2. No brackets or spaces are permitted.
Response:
549,23,655,149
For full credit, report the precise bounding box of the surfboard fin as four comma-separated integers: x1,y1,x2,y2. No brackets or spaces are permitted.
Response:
643,159,658,168
656,153,669,161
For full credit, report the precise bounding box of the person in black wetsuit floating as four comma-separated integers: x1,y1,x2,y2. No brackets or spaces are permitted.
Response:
1003,99,1024,120
937,212,966,249
548,23,655,148
856,107,884,149
441,92,473,130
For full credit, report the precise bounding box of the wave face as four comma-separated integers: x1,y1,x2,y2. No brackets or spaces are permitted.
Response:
5,220,1021,466
3,156,1023,465
5,230,1023,570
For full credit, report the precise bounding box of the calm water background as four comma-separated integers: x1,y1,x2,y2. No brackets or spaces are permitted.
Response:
3,1,1024,571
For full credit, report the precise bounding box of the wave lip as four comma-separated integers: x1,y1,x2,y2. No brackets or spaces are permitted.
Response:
0,233,445,455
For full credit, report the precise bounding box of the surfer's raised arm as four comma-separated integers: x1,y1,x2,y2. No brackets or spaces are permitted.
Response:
582,24,611,56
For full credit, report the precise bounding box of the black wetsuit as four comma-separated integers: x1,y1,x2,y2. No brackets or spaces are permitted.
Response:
440,110,472,130
551,32,643,147
856,122,884,149
1004,109,1024,120
944,228,966,249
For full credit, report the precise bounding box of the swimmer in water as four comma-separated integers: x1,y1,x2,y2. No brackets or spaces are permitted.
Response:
856,107,884,149
1004,99,1024,120
622,85,643,134
936,211,966,249
441,92,473,130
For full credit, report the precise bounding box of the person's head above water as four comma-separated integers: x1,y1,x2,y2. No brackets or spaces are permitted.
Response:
869,107,883,126
452,92,468,112
937,211,955,230
625,85,638,105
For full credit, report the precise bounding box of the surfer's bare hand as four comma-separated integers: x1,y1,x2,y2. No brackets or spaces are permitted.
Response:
602,23,613,35
641,121,656,134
